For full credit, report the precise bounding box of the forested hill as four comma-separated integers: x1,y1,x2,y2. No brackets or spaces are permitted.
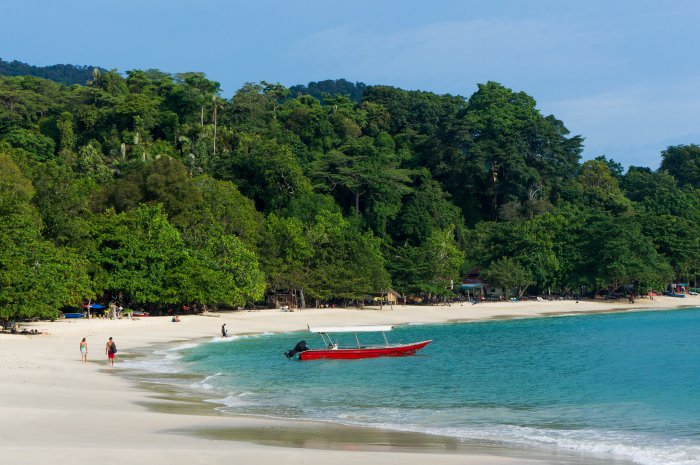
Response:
0,58,103,86
1,69,699,322
288,78,367,103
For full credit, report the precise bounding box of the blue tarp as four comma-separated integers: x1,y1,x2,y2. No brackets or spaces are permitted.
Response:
461,283,485,290
83,303,106,309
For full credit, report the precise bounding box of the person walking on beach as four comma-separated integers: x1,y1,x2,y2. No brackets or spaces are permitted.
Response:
221,324,228,337
80,337,88,363
105,337,117,366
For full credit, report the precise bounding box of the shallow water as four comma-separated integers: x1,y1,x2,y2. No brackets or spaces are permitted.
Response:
124,308,700,465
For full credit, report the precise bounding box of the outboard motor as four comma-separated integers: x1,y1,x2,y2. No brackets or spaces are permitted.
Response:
285,340,308,358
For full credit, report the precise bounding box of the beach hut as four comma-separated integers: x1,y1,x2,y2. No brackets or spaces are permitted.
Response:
371,289,401,309
460,277,490,300
270,291,296,310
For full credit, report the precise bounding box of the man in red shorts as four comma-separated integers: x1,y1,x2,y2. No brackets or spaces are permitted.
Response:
105,337,117,366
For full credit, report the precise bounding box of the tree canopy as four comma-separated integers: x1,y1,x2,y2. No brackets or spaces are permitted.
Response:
1,69,698,321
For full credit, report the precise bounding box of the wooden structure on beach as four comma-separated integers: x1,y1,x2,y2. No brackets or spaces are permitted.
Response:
371,289,402,309
270,291,297,309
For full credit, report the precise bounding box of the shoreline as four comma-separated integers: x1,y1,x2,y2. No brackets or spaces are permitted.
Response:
1,298,697,465
120,348,637,465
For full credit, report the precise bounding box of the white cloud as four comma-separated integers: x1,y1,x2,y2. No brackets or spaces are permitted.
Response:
543,79,700,167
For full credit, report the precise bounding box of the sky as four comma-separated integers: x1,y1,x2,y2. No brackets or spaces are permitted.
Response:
2,0,699,169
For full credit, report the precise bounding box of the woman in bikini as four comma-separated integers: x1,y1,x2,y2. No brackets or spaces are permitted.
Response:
80,337,88,363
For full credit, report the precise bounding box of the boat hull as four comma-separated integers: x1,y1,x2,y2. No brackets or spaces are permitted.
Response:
63,313,84,319
298,340,431,360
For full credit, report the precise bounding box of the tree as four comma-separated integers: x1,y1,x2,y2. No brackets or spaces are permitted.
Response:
1,128,55,160
621,166,677,203
192,176,264,250
573,159,631,213
28,158,97,248
391,174,465,246
56,111,76,163
94,156,203,227
89,205,191,305
469,214,562,292
659,144,700,188
278,94,336,152
388,227,464,296
481,257,534,298
582,214,674,292
227,82,280,131
594,155,624,178
259,214,313,305
76,141,111,181
289,79,367,103
0,150,91,323
304,212,390,303
310,134,414,234
455,82,581,220
184,233,266,308
217,136,312,212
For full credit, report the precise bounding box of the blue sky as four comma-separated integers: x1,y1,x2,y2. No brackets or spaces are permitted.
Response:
2,0,699,169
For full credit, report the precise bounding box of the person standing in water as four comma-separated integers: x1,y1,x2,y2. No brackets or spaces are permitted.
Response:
105,337,116,366
221,324,228,337
80,337,88,363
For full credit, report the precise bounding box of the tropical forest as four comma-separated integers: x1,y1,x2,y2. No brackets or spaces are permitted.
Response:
1,64,700,322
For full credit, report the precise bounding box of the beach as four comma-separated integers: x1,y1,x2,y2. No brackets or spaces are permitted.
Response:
1,297,696,465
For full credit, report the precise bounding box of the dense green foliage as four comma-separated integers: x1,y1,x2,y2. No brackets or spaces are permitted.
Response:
288,79,367,103
0,58,104,86
1,69,698,322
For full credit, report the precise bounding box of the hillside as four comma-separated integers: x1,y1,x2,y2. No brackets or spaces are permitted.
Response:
0,58,104,86
1,69,699,322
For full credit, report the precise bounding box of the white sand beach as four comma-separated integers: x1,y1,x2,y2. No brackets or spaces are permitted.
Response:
1,297,696,465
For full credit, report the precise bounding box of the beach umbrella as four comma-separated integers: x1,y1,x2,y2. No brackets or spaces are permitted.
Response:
82,303,106,309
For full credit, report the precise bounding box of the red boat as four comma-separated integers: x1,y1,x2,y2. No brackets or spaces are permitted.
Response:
285,325,431,361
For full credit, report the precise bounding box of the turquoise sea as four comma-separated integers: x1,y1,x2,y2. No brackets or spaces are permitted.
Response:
125,308,700,465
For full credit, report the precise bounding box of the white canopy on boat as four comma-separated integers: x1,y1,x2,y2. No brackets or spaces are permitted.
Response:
308,325,394,333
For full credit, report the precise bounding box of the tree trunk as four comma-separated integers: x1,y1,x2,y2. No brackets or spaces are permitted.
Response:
518,286,528,298
299,288,306,309
213,96,217,155
492,161,498,219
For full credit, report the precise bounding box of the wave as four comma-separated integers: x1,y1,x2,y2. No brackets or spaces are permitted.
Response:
431,424,700,465
120,339,207,372
294,411,700,465
206,391,256,408
190,372,223,390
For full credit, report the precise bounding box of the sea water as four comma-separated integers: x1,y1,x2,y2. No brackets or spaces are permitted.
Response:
125,309,700,465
